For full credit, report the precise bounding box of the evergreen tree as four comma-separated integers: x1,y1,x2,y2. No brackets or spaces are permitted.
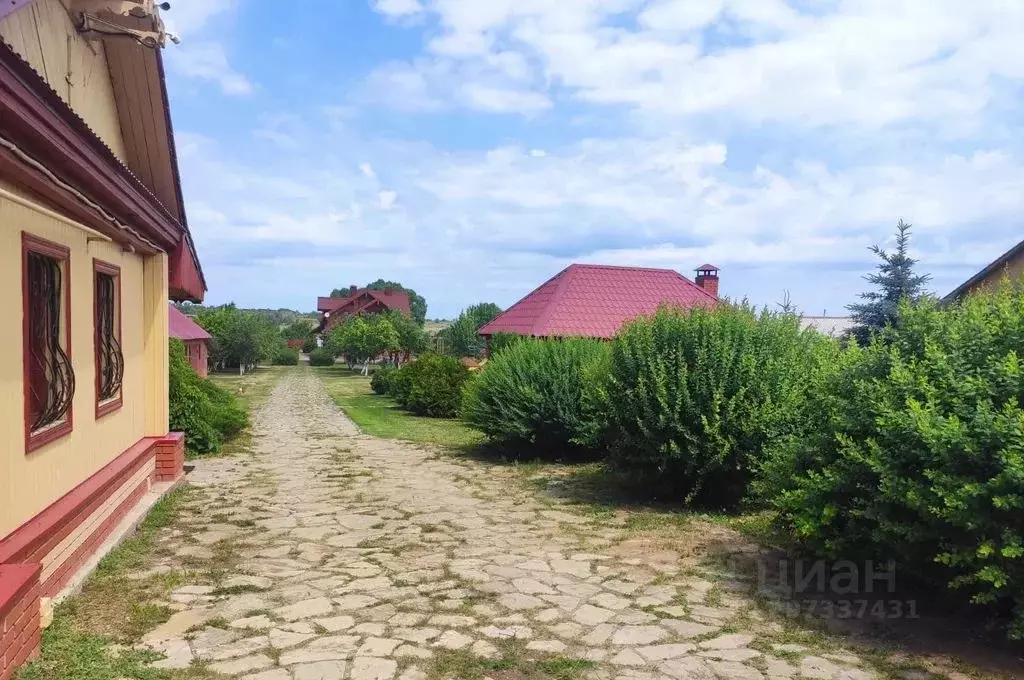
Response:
846,219,931,343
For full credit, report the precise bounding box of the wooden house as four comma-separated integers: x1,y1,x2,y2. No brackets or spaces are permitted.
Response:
0,2,203,675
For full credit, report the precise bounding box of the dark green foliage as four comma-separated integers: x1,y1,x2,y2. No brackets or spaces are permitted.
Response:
198,380,247,440
193,304,282,369
168,339,247,454
301,336,318,353
371,365,397,395
461,339,609,458
439,302,503,358
272,347,300,366
601,305,838,509
761,282,1024,638
847,219,932,343
282,319,315,342
488,331,523,356
308,348,335,367
383,309,428,362
390,354,469,418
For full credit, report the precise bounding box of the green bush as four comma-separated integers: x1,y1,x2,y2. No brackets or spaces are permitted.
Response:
371,365,397,395
461,338,608,458
308,348,335,367
392,354,469,418
169,339,247,454
760,284,1024,638
387,363,413,404
272,346,300,366
602,305,838,509
198,379,247,440
488,331,523,356
301,337,318,353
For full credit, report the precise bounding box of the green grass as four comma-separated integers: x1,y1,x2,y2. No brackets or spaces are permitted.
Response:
17,488,221,680
314,366,484,449
427,639,595,680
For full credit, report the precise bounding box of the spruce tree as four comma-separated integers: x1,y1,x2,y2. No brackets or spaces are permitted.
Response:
847,219,931,343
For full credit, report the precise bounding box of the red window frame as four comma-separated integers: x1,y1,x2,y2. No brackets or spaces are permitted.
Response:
22,233,73,453
94,259,123,419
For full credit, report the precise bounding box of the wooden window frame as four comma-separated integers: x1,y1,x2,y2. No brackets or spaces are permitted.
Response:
22,233,73,453
94,259,123,419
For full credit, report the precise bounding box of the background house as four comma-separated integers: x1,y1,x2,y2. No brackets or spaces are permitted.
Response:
169,307,212,378
479,264,719,342
0,2,202,675
943,239,1024,303
317,285,411,334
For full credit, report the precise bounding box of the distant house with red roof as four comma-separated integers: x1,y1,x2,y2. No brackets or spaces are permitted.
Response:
317,285,412,334
169,306,213,378
479,264,720,343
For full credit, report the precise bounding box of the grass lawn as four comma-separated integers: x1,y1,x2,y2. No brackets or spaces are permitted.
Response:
314,365,484,449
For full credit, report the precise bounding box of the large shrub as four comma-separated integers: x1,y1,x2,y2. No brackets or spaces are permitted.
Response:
371,365,397,395
760,284,1024,637
308,348,335,367
272,346,300,366
602,305,838,509
169,339,247,454
391,354,469,417
461,338,608,458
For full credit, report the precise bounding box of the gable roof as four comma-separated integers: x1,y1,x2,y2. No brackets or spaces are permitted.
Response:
318,289,412,316
169,306,211,343
0,5,206,301
943,238,1024,303
479,264,718,339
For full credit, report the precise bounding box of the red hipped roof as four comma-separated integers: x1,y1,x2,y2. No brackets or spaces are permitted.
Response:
169,306,212,343
479,264,718,339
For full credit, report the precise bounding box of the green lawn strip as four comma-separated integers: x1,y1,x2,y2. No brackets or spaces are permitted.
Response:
17,488,218,680
314,366,483,449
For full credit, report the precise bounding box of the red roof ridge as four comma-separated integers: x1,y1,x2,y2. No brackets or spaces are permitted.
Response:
568,263,683,274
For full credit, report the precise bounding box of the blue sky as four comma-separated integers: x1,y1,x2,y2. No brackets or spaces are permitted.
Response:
162,0,1024,319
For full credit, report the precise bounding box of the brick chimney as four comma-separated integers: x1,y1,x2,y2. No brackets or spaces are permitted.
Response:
695,264,720,298
349,284,358,296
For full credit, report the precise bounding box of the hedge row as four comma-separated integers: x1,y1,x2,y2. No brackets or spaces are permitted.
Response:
376,355,469,418
169,339,248,454
457,284,1024,637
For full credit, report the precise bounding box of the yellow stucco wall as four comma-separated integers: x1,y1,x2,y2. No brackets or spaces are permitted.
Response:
0,184,168,538
0,0,128,162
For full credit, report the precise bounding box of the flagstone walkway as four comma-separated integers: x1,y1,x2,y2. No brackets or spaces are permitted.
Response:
136,369,896,680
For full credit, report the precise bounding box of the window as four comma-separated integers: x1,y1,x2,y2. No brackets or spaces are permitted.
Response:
94,260,123,417
23,233,74,451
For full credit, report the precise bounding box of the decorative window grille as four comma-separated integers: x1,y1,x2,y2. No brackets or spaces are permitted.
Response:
95,269,123,402
27,250,74,432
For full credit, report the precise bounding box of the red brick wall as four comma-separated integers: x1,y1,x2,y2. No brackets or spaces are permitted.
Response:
0,564,41,680
154,432,185,482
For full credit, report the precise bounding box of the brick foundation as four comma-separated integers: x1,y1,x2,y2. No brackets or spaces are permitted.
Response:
154,432,185,482
0,432,186,678
0,564,41,680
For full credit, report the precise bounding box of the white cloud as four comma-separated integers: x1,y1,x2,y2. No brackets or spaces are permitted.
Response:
372,0,424,18
378,190,398,210
361,0,1024,129
160,0,236,36
360,163,378,179
460,84,551,112
167,41,253,95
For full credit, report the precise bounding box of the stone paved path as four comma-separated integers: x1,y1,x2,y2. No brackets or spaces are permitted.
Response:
135,369,903,680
